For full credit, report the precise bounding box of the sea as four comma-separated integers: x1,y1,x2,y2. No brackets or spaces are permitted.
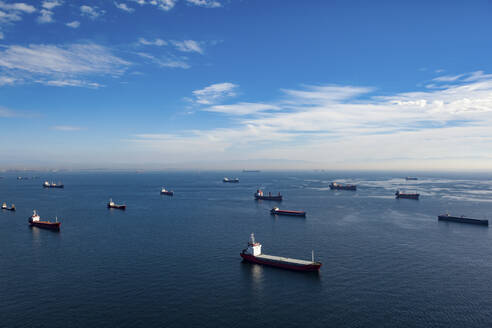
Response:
1,171,492,328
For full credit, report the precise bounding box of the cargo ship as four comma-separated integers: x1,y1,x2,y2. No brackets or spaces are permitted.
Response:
2,202,15,211
223,177,239,183
240,233,321,272
28,210,61,231
395,190,420,200
243,170,261,173
438,213,488,226
107,198,126,210
405,177,418,181
329,182,357,191
270,207,306,217
43,181,64,188
160,187,174,196
254,189,282,201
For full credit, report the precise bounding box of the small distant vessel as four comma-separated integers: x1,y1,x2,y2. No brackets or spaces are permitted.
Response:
329,182,357,191
243,170,261,173
28,210,61,230
2,202,15,211
223,177,239,183
160,187,174,196
438,213,488,226
405,177,418,181
254,189,282,201
395,190,420,200
43,181,64,188
270,207,306,217
107,198,126,210
240,233,321,272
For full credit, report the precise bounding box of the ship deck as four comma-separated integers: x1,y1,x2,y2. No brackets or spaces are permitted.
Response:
256,254,314,265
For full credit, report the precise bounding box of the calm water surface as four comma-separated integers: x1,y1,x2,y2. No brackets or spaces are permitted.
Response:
1,171,492,327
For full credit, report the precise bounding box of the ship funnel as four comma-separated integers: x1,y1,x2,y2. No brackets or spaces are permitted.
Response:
250,233,255,244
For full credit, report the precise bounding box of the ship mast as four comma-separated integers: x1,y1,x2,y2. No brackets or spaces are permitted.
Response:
312,250,314,262
250,233,255,244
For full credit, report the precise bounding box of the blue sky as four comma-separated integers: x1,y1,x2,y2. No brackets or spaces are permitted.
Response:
1,0,492,170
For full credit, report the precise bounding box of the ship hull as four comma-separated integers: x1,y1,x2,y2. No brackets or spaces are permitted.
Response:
161,192,174,196
271,210,305,217
255,196,282,201
396,194,419,200
438,215,488,226
240,253,321,271
29,220,60,231
108,205,126,210
329,186,356,191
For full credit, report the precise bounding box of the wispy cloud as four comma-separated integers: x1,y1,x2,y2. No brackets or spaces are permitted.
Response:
186,0,221,8
66,20,80,28
433,74,464,82
137,52,190,69
171,40,204,54
0,31,3,39
131,72,492,169
0,106,18,117
205,102,280,115
139,37,167,46
80,5,105,20
52,125,84,131
114,2,134,13
0,43,130,87
191,82,238,104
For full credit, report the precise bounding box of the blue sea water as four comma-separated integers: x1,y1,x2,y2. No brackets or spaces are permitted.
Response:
1,171,492,327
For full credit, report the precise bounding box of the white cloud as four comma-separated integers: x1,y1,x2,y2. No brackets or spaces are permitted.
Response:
205,102,280,115
0,1,35,24
37,9,53,23
66,20,80,28
172,40,204,54
131,0,176,11
39,79,102,88
52,125,83,131
186,0,221,8
139,37,167,46
192,82,238,104
0,106,17,117
137,52,189,69
0,31,3,39
433,74,464,82
0,1,35,13
0,75,17,85
80,5,105,20
130,72,492,169
37,1,62,23
42,0,62,10
114,2,134,13
0,43,130,87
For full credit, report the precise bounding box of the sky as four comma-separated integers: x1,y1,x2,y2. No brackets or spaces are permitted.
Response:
1,0,492,170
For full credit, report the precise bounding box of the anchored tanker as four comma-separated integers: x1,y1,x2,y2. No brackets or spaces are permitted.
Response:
240,233,321,272
329,182,356,191
395,190,420,200
254,189,282,201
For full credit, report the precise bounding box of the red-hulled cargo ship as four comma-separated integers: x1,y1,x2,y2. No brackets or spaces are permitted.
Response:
395,190,420,200
107,198,126,209
270,207,306,217
254,189,282,201
240,233,321,272
28,210,61,231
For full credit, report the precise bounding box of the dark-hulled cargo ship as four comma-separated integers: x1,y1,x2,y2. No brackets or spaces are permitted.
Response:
160,187,174,196
438,213,488,226
329,182,356,191
223,177,239,183
254,189,282,201
107,198,126,209
395,190,419,200
240,233,321,272
43,181,64,188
